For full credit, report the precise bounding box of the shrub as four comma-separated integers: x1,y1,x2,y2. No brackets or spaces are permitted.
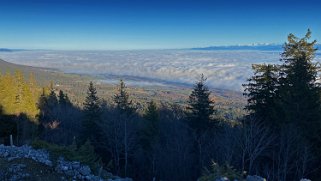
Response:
31,139,100,171
199,161,243,181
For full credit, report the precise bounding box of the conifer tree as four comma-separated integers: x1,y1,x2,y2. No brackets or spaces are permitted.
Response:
114,79,134,114
77,140,100,170
187,74,216,135
58,90,71,106
243,31,321,179
243,64,280,127
113,79,136,177
37,87,50,138
278,30,321,145
142,101,159,150
187,74,217,172
37,83,58,124
80,81,102,145
47,82,58,108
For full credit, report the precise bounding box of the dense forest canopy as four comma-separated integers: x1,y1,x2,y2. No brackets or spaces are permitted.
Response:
0,30,321,181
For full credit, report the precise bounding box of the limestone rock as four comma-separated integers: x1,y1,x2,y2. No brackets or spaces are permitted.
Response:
246,175,266,181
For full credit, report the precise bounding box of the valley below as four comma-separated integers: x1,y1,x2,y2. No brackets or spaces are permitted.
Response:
3,48,320,121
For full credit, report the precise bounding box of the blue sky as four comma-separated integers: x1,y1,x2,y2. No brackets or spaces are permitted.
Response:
0,0,320,50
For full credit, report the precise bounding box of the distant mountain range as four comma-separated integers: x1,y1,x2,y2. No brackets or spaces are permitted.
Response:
191,44,283,51
191,44,321,51
0,48,26,52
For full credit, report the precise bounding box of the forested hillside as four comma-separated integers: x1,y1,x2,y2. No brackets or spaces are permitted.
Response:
0,31,320,181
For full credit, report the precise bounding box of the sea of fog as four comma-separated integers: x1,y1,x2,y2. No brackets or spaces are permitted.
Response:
0,50,320,91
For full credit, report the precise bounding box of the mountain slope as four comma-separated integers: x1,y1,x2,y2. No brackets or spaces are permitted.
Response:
0,58,91,87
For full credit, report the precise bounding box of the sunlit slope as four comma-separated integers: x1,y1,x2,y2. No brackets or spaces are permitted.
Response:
0,58,91,87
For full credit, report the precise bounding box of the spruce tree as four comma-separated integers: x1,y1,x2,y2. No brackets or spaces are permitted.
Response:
114,79,135,114
141,101,159,150
47,82,58,108
187,74,217,172
279,30,321,145
80,81,102,145
77,140,100,170
243,64,280,127
113,79,136,177
187,74,216,135
37,83,58,124
58,90,71,106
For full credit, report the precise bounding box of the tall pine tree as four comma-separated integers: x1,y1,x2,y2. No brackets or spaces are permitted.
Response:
114,79,134,114
80,81,102,145
278,30,321,147
141,101,159,151
58,90,71,106
243,64,280,127
113,79,136,177
187,74,217,135
187,74,217,171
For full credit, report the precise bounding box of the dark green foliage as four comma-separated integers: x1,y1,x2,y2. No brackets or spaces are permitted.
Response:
278,30,321,138
32,139,100,171
80,82,102,144
243,30,321,180
243,64,280,127
58,90,71,106
141,101,159,151
84,82,101,118
276,31,321,167
75,140,101,170
79,82,107,174
37,86,58,125
199,161,243,181
114,79,135,114
187,74,217,135
47,82,58,108
37,86,59,140
186,74,219,176
36,86,83,145
32,139,75,160
112,80,138,177
244,30,321,135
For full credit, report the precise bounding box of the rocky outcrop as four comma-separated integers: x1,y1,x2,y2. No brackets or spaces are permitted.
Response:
55,157,132,181
213,176,311,181
0,144,132,181
246,175,266,181
0,144,52,166
5,163,31,181
215,177,229,181
55,157,103,181
213,175,266,181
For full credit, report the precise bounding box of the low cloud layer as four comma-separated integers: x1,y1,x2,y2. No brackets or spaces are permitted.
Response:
0,50,320,91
